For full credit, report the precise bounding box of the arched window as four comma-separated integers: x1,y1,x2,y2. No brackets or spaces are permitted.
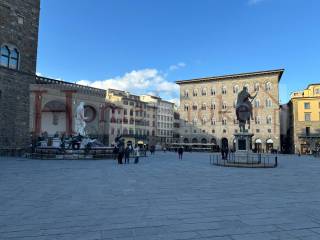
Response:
255,116,261,124
266,82,272,91
233,85,239,94
184,90,189,97
192,138,198,143
0,45,10,67
201,116,207,125
211,102,216,110
222,118,227,125
222,102,227,110
211,88,216,96
254,99,260,108
201,103,206,110
201,138,208,144
211,118,216,125
267,116,272,124
0,45,19,70
192,117,198,125
244,84,250,92
192,104,198,111
10,48,19,70
222,86,227,95
193,89,198,97
184,104,189,111
254,83,260,91
202,88,207,96
266,98,272,108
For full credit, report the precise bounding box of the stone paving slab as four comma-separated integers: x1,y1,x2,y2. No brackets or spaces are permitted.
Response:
1,152,320,239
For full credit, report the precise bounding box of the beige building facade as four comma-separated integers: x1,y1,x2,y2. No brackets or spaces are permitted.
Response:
106,89,157,146
176,69,284,152
140,95,174,145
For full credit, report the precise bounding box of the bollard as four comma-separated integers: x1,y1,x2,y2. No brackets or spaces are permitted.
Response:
275,156,278,167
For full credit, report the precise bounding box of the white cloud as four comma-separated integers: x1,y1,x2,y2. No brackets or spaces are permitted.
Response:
169,62,186,71
168,98,180,107
76,68,179,102
248,0,266,5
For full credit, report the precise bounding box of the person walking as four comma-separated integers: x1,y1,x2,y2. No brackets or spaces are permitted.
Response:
124,146,130,164
178,146,184,160
134,145,140,164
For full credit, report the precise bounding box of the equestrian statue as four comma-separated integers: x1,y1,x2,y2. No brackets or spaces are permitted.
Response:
236,86,258,132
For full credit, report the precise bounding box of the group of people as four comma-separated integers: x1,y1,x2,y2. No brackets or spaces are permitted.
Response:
114,144,140,165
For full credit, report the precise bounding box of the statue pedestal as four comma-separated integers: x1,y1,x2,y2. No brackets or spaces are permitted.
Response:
234,132,253,152
52,138,61,148
232,132,256,163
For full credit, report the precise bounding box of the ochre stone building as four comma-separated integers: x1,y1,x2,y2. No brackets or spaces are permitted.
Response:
0,0,40,154
176,69,284,152
288,84,320,154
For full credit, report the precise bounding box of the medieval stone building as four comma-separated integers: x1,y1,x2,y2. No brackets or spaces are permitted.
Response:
176,69,284,152
0,0,40,154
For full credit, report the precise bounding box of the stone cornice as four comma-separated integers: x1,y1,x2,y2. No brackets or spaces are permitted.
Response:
176,69,285,85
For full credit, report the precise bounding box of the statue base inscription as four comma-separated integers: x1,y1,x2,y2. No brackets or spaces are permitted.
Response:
232,132,257,163
234,132,254,152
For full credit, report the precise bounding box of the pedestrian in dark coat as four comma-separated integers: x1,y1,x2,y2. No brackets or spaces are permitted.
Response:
124,146,130,164
178,147,184,160
117,146,124,164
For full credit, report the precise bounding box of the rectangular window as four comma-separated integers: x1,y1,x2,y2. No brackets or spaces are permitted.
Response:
304,102,310,109
305,113,311,121
306,127,310,136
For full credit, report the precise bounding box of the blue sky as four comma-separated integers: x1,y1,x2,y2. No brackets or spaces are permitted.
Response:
37,0,320,104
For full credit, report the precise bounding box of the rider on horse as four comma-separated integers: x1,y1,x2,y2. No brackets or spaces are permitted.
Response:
236,87,258,132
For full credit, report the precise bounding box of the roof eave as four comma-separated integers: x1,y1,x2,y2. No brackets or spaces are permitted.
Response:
175,69,285,85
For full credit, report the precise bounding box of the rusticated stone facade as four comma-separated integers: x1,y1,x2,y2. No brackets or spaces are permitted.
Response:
176,69,284,152
0,0,40,154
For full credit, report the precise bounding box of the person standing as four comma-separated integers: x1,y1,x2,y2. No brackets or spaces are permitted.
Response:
134,145,140,164
178,147,184,160
124,146,130,164
117,145,124,164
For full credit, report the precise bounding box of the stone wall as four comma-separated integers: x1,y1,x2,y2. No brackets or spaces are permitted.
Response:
0,0,40,154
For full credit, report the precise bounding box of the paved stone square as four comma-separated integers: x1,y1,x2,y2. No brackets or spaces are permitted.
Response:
1,152,320,240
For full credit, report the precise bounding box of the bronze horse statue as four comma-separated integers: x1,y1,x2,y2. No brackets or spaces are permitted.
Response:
236,87,258,132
